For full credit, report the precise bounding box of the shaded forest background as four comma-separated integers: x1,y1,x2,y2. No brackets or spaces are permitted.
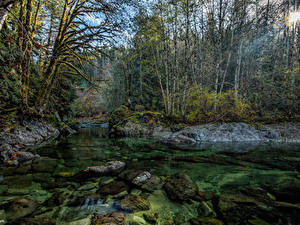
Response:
0,0,300,127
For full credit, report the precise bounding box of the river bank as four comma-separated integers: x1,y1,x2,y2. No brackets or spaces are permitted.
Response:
0,120,76,166
110,120,300,144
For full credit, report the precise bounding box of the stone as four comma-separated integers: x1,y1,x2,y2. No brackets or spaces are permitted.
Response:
15,151,37,162
46,191,71,207
131,189,142,196
164,173,198,202
5,198,38,221
120,195,150,212
141,175,164,192
0,144,12,152
92,212,125,225
84,161,126,176
78,183,98,191
98,181,130,195
119,170,145,182
132,171,151,185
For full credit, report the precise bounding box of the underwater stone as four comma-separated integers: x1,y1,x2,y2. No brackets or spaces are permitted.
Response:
98,181,129,196
120,195,150,212
84,161,126,176
92,212,125,225
132,171,151,185
141,175,164,192
15,151,37,162
164,173,198,202
6,197,38,221
131,189,142,196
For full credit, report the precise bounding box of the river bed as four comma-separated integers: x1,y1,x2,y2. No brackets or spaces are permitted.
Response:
0,127,300,225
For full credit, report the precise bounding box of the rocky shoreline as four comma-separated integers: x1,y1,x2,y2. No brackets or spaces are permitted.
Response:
0,120,76,166
111,121,300,145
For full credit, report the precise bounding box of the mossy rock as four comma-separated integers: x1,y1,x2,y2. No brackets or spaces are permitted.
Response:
109,105,132,127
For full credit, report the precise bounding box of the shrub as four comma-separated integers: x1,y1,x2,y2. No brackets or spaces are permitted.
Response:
186,86,256,124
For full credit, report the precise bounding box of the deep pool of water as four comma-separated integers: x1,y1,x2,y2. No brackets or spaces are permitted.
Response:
0,127,300,225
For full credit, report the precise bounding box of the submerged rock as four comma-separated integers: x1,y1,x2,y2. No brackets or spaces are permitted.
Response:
141,175,164,192
5,198,38,221
120,195,150,212
84,161,126,176
98,181,130,196
92,212,125,225
15,151,39,162
132,171,151,185
164,173,198,202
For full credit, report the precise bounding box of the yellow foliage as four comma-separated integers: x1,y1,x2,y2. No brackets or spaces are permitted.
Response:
186,87,256,123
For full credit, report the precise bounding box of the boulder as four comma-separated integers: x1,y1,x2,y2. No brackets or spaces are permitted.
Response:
92,212,125,225
15,151,38,162
0,144,12,152
132,171,151,185
120,195,150,212
164,173,198,202
5,198,38,221
98,181,130,196
84,161,126,176
141,175,164,192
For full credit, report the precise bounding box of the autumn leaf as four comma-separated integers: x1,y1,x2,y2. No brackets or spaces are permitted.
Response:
34,42,42,49
10,153,17,160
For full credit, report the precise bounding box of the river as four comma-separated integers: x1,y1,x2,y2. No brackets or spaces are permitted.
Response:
0,127,300,225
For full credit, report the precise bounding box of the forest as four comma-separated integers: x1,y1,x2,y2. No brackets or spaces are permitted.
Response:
0,0,300,125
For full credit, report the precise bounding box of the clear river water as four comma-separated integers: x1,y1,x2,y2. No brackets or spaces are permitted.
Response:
0,127,300,225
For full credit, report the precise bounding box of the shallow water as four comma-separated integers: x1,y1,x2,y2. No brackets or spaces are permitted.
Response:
0,127,300,225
